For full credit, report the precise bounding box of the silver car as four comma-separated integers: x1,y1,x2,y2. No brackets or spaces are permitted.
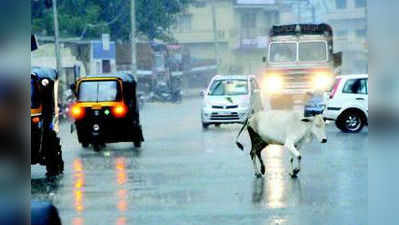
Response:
201,75,263,129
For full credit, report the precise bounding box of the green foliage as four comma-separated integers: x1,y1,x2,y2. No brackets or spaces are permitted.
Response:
31,0,192,41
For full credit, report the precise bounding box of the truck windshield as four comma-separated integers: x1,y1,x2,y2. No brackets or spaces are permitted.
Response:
78,80,120,102
209,79,248,96
299,42,327,62
269,43,297,62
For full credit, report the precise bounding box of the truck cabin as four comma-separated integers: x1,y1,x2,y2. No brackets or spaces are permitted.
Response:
266,24,334,67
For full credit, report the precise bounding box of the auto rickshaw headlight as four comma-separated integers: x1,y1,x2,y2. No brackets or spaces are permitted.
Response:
41,79,49,87
112,103,128,118
70,104,85,120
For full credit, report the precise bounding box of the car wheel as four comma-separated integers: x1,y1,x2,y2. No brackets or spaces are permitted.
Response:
215,123,221,127
202,122,209,129
336,110,364,133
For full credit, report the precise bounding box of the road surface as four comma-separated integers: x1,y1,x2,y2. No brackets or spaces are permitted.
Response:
32,97,368,225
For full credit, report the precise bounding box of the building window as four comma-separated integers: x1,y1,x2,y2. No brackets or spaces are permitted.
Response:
355,0,366,8
356,29,367,39
241,12,257,29
335,0,347,9
193,1,206,8
336,30,348,38
176,15,192,32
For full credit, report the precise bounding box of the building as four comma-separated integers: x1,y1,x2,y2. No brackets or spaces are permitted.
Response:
324,0,367,73
171,0,280,76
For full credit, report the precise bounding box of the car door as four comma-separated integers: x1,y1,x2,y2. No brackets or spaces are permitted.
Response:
340,77,368,115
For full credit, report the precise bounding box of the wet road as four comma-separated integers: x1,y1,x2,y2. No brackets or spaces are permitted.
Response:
32,97,367,225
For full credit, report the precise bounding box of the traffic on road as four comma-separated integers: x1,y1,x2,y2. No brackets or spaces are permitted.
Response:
30,1,368,224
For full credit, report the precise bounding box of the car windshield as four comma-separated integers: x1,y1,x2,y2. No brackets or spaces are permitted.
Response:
299,42,327,61
208,79,248,96
269,43,297,62
78,80,120,102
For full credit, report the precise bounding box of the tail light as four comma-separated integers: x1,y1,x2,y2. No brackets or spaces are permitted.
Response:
70,104,85,120
31,116,40,124
112,103,128,118
329,78,341,99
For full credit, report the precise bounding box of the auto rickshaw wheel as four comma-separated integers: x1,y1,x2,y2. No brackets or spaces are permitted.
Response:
134,141,141,148
93,144,101,152
45,131,64,177
81,142,89,148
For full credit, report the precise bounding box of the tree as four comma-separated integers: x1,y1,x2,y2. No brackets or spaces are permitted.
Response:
31,0,193,41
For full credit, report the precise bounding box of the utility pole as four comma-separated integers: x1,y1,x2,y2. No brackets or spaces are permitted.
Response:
210,0,219,71
130,0,137,74
297,2,301,23
52,0,63,94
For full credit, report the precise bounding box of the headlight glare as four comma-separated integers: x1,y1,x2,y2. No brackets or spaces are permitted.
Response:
263,75,283,94
312,72,333,90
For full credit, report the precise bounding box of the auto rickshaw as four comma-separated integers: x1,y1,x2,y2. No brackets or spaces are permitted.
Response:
70,73,144,151
31,67,64,176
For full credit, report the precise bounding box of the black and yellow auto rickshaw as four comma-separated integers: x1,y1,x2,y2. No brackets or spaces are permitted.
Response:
31,67,64,176
70,73,144,151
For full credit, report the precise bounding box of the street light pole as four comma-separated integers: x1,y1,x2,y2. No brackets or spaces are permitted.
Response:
52,0,63,91
131,0,137,74
210,0,219,71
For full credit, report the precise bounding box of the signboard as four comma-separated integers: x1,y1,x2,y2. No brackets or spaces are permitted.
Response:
102,33,110,50
236,0,275,4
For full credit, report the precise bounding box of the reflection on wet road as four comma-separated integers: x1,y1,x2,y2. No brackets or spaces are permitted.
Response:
32,97,367,225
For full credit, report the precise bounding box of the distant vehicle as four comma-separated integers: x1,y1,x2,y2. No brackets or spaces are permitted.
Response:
304,92,327,117
31,67,64,176
69,73,144,151
261,24,342,108
323,74,368,133
201,75,263,129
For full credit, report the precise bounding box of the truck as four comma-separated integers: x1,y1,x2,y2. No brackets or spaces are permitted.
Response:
261,23,342,108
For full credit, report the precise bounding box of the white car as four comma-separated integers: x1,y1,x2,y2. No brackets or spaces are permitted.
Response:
201,75,263,129
324,74,368,133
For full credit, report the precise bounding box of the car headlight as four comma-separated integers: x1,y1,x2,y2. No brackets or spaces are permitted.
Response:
263,74,283,94
312,72,333,91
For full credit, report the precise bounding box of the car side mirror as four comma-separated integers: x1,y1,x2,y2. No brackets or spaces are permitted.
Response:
262,56,266,63
200,90,206,97
333,52,342,68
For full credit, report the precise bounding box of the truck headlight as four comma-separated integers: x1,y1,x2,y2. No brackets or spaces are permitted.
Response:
312,72,333,90
263,75,283,94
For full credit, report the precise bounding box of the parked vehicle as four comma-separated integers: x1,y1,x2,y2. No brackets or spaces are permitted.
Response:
69,73,144,151
323,74,368,133
31,67,64,176
201,75,263,129
304,91,327,117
